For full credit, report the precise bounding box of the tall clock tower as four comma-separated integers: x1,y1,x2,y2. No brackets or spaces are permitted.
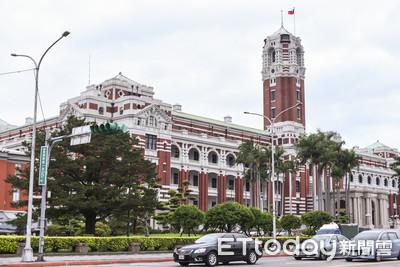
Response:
262,25,306,144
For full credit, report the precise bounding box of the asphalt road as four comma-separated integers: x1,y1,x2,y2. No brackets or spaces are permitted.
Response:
68,256,400,267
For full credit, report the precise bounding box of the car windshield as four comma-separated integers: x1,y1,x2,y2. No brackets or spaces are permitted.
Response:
194,234,222,244
311,235,330,242
353,231,381,241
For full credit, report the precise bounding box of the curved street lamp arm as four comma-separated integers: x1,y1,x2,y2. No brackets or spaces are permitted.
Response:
37,31,70,69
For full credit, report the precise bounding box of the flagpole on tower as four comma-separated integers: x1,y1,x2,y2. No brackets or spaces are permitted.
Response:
281,10,283,27
293,7,296,36
288,7,296,36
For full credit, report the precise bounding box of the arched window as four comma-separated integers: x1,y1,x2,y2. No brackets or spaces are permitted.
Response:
384,179,388,187
358,174,363,183
376,177,380,186
350,174,354,182
367,176,371,185
272,50,276,62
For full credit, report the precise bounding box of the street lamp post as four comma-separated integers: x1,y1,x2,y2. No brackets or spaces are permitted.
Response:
244,102,302,240
11,31,70,262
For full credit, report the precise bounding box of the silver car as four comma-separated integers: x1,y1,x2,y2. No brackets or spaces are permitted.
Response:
293,234,349,260
344,230,400,262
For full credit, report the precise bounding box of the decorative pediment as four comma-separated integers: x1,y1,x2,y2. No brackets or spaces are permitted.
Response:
59,103,84,122
136,104,172,124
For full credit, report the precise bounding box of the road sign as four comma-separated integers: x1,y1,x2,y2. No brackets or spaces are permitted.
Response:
38,146,48,186
70,125,92,146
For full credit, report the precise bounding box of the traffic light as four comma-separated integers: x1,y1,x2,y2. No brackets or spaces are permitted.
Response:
90,122,128,136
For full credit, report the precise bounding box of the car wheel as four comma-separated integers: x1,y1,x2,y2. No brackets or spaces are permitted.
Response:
179,263,189,266
294,257,302,260
206,251,218,267
246,250,258,264
375,251,381,262
319,252,327,260
345,258,353,262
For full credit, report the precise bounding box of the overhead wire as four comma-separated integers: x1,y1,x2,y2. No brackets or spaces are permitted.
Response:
0,68,35,76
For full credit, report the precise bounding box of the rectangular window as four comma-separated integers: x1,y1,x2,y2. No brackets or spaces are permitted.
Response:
13,189,20,202
246,182,250,192
145,134,157,150
296,203,300,215
211,154,218,163
271,108,276,119
193,200,198,206
211,178,217,188
296,181,300,193
278,138,283,145
212,201,217,207
228,180,234,190
297,90,300,101
271,90,276,101
193,151,199,161
297,108,301,120
193,175,199,186
173,173,179,185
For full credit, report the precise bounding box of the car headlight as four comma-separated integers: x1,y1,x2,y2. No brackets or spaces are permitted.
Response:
174,248,178,254
194,248,206,253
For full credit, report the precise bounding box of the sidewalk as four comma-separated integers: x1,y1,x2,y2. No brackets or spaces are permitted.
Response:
0,252,174,267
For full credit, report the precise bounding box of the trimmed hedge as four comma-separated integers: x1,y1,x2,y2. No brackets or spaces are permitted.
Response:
0,236,198,254
0,236,310,254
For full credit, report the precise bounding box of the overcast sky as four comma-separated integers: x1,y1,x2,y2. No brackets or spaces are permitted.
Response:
1,0,399,150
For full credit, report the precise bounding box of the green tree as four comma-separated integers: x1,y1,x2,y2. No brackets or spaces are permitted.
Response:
280,214,301,235
7,116,160,235
173,205,204,236
301,210,333,235
205,202,254,233
259,212,274,236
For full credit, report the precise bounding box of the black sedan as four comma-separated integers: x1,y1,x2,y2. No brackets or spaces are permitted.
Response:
173,233,263,266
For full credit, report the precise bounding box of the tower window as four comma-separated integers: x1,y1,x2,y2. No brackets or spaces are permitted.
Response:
271,90,276,101
271,108,276,119
297,108,301,120
296,181,300,193
272,51,276,62
297,90,300,101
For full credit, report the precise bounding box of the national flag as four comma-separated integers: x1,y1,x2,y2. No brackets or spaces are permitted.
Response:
288,9,295,15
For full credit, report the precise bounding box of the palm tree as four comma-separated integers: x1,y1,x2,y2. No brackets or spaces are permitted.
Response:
295,130,343,212
236,139,269,208
295,131,325,210
341,148,361,215
275,154,297,215
318,133,343,213
331,163,346,219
